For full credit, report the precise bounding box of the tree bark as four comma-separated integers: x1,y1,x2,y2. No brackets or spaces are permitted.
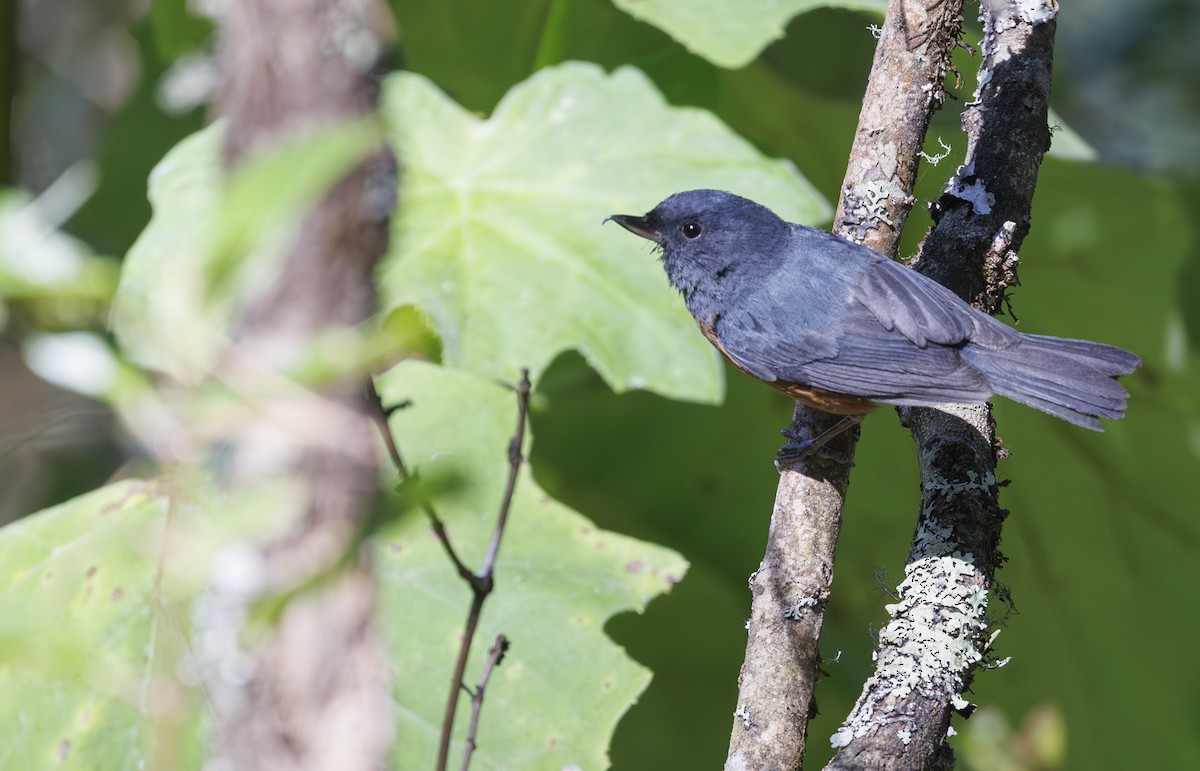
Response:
725,2,965,769
204,2,397,770
828,1,1057,768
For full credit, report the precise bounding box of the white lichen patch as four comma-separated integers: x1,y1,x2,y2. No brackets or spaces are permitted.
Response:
783,594,820,620
842,175,916,242
829,510,990,748
919,137,952,166
1017,0,1057,25
943,163,995,216
922,469,997,503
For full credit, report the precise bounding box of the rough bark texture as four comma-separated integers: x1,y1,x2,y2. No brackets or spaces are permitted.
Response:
726,442,855,771
914,0,1056,308
834,0,965,255
828,2,1058,768
206,1,397,770
725,2,965,769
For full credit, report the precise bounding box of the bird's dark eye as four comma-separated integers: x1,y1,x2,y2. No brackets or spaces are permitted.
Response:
682,222,702,239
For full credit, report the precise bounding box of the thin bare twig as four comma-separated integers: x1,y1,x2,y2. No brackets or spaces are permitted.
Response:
369,370,531,771
460,634,511,771
368,382,476,584
434,369,530,770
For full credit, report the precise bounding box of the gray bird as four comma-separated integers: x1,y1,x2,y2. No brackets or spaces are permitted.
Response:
608,189,1139,456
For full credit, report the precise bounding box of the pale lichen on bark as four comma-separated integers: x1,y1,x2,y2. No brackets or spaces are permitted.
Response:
830,1,1059,767
725,2,968,769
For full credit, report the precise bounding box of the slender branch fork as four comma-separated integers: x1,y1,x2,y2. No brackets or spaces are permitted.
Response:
829,1,1058,767
461,634,510,771
728,0,1060,768
370,369,532,771
725,1,964,768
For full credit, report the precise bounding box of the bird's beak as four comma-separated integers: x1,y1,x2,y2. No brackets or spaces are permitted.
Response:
605,214,662,244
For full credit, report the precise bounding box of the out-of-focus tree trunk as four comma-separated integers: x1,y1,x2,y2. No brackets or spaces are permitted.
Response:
206,2,397,769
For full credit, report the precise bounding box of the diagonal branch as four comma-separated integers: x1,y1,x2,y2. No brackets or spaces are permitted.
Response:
828,1,1058,767
369,383,477,584
725,1,966,769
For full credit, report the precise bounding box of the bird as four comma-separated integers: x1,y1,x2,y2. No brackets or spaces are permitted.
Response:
607,189,1140,459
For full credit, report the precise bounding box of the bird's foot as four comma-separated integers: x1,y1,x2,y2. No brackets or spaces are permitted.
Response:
774,415,863,471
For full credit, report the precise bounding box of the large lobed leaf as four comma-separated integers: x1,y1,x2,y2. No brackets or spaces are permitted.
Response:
378,61,829,403
0,365,689,771
612,0,886,69
375,360,688,771
0,481,201,771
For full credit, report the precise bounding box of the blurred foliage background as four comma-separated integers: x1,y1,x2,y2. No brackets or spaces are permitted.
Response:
2,0,1198,768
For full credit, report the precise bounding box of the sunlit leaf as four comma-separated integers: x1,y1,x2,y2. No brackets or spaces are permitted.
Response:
1047,108,1098,162
379,62,829,402
612,0,886,69
375,360,689,770
0,481,198,771
0,476,309,771
0,181,118,330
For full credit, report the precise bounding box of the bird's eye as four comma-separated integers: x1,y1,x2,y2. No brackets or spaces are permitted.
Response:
682,222,702,239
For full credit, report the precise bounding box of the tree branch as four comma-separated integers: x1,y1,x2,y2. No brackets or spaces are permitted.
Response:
828,1,1058,767
368,384,478,584
725,2,965,769
434,369,530,771
460,634,510,771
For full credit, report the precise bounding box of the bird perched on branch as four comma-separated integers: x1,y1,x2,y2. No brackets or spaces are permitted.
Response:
608,189,1139,459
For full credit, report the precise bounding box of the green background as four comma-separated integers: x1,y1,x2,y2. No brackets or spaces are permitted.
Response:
2,0,1198,768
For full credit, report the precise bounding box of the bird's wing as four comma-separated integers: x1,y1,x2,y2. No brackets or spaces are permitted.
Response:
714,254,1012,404
854,258,1019,349
787,325,993,404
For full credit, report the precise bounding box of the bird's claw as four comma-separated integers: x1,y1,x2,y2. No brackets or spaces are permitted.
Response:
775,430,818,471
773,416,863,471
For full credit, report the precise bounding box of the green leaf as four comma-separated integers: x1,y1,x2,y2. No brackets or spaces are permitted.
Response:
374,360,688,770
612,0,886,69
0,476,312,770
111,119,382,381
0,481,200,771
379,62,829,402
110,124,222,378
1047,108,1098,162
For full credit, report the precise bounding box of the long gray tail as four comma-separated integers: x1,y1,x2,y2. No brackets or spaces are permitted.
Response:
961,334,1141,430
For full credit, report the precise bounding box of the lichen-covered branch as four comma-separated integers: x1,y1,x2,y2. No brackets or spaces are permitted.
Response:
828,2,1058,767
835,0,965,255
724,2,965,769
204,2,397,770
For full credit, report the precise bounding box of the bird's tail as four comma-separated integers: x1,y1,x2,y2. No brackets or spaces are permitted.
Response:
962,334,1141,430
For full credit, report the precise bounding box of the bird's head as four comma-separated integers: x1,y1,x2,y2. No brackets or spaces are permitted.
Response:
606,189,788,298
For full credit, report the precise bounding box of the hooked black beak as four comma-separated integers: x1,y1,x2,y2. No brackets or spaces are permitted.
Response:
605,214,662,244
